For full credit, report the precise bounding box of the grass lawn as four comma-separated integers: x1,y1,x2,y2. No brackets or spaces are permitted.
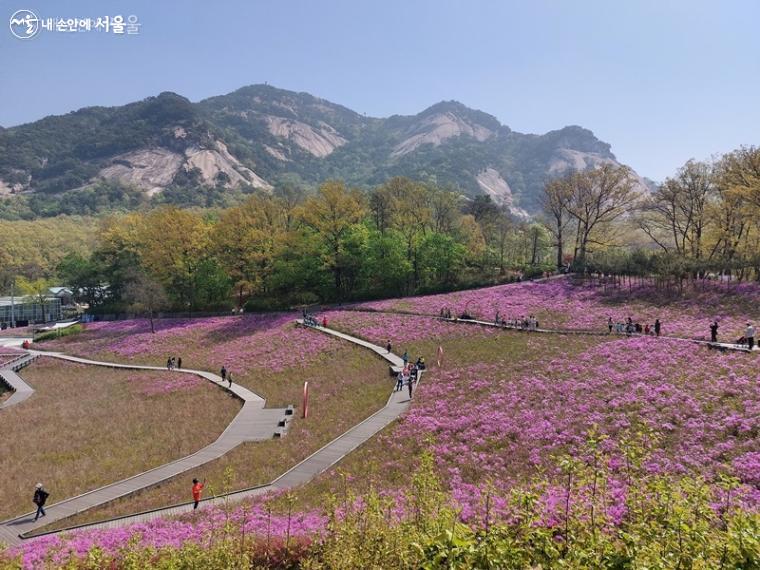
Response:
37,340,393,531
0,358,239,521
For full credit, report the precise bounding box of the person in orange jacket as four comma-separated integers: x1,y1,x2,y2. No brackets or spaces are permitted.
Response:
192,478,205,510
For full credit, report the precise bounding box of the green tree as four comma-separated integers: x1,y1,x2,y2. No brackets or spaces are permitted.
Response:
137,207,210,308
417,233,465,289
56,253,107,307
16,276,53,322
122,269,169,333
212,195,287,308
361,229,413,297
298,181,366,299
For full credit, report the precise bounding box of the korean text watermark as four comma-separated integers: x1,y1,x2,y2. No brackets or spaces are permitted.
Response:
10,9,141,39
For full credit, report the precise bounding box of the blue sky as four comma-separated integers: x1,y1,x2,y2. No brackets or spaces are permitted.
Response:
1,0,758,181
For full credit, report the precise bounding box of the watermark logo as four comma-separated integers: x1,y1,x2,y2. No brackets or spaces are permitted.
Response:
9,9,39,39
8,10,140,38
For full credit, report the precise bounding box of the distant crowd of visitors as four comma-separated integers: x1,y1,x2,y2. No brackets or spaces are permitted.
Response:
302,310,327,328
607,317,662,337
602,317,755,349
494,313,540,330
395,351,426,398
439,304,756,351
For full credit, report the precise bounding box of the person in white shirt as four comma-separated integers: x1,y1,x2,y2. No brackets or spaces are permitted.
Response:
745,323,755,350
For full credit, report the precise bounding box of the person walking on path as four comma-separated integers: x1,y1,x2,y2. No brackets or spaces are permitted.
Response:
402,351,409,366
227,372,233,388
386,340,392,354
746,323,755,350
322,316,328,328
407,374,414,398
710,321,719,343
33,483,49,521
395,371,404,392
166,357,173,371
608,317,613,333
191,478,205,510
177,357,182,369
220,366,227,383
654,319,661,337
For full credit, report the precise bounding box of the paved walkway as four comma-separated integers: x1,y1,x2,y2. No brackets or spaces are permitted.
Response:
0,352,287,546
11,323,420,544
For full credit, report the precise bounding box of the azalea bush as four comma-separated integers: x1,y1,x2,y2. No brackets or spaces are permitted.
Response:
42,314,343,375
32,324,82,343
358,277,760,339
3,444,758,569
337,335,760,518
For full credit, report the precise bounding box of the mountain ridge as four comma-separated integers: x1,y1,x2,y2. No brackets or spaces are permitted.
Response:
0,84,651,217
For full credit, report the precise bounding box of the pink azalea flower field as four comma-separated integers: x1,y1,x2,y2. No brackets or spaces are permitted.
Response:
7,277,760,567
390,336,760,519
45,313,343,374
13,501,325,569
358,277,760,339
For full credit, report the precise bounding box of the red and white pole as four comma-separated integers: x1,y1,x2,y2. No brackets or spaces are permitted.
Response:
302,381,309,419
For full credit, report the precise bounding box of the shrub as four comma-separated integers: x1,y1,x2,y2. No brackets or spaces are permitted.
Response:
33,324,82,343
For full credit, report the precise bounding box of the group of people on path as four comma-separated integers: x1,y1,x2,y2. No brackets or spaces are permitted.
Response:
495,313,540,331
302,310,327,328
603,316,756,350
395,350,426,398
607,317,661,337
167,356,235,387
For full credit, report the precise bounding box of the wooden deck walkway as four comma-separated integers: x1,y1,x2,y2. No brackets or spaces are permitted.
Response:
11,323,420,544
442,316,759,353
0,352,288,546
0,354,39,410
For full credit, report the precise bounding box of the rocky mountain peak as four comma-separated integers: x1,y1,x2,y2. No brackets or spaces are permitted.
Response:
0,84,648,219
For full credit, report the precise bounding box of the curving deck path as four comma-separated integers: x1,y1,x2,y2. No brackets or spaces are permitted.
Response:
2,323,419,546
0,354,39,410
435,316,759,353
342,302,758,354
0,352,287,546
